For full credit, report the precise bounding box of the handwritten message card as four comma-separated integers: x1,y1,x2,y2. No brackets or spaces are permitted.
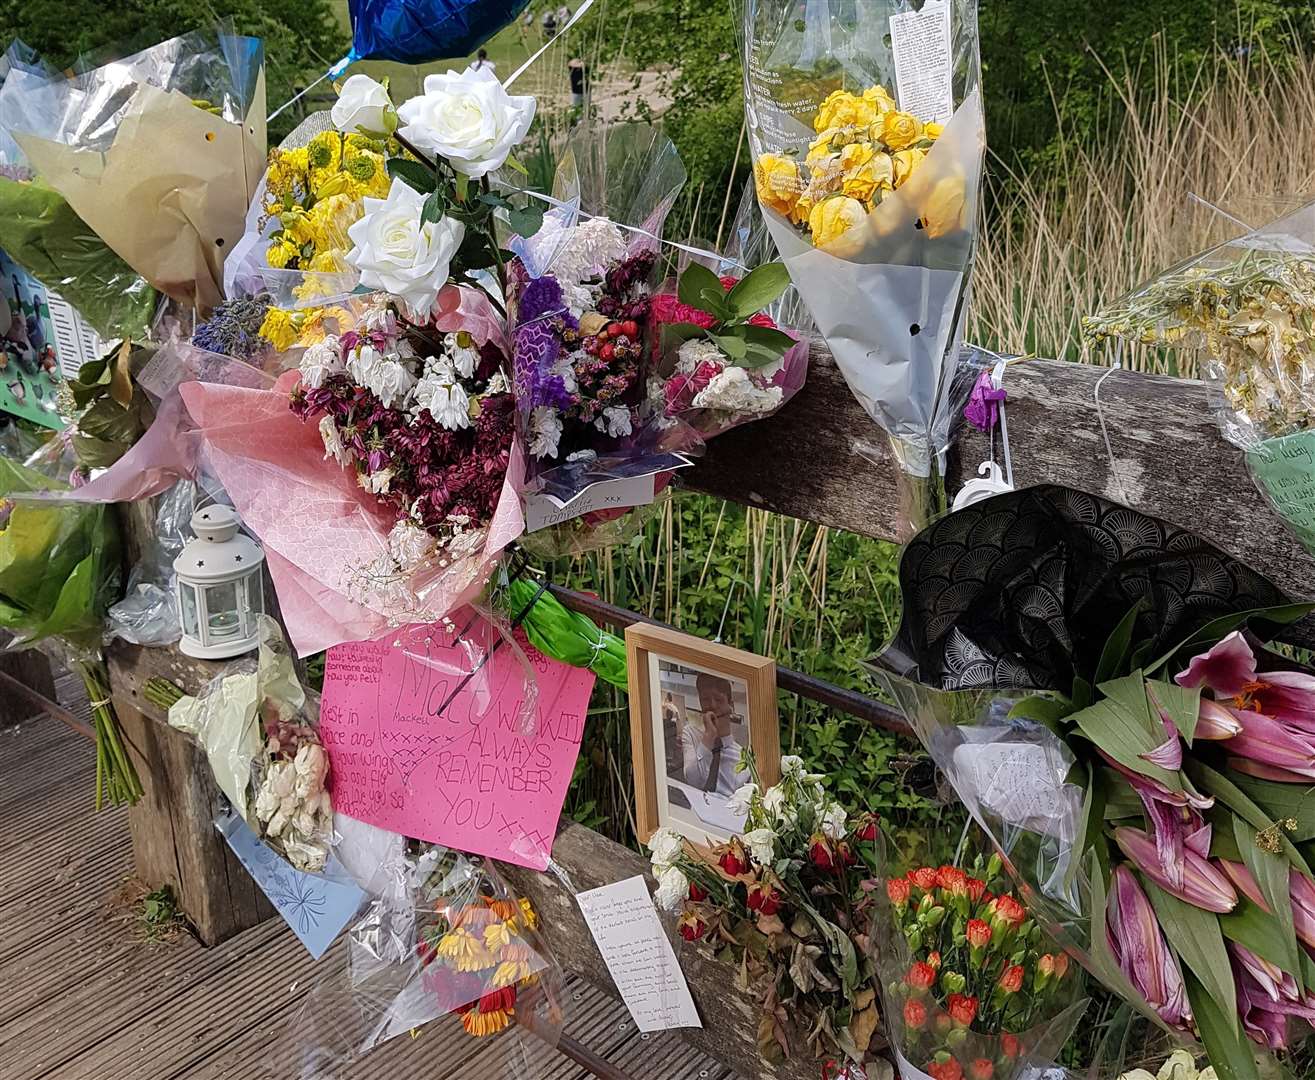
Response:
217,811,364,960
320,611,596,870
1248,430,1315,552
576,875,702,1033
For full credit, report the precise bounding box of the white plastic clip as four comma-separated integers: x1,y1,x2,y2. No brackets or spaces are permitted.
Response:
952,360,1015,510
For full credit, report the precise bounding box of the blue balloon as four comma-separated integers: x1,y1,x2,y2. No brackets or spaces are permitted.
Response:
346,0,532,66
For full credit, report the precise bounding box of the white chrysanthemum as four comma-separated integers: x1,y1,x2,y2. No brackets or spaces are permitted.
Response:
741,827,777,867
419,378,470,430
387,520,434,568
442,332,481,378
653,864,689,912
692,365,782,415
676,337,726,373
726,782,757,817
485,369,510,395
319,416,350,465
528,406,563,459
647,826,685,870
553,217,629,286
298,334,343,389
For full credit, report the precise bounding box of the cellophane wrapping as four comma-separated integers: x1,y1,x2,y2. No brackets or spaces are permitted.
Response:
507,123,702,511
1084,197,1315,559
649,184,813,439
168,615,338,874
0,29,266,313
290,844,565,1077
740,0,985,533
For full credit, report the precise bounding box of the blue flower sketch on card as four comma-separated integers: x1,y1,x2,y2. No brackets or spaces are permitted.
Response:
217,810,365,959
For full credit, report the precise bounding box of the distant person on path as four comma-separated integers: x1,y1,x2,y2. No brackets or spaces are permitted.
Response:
472,48,495,73
569,58,588,109
556,4,571,25
541,9,558,36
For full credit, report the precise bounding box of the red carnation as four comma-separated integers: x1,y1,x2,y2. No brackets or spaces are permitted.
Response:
937,866,968,895
947,993,978,1028
928,1060,963,1080
966,877,986,903
886,876,912,910
990,894,1027,931
927,950,941,971
905,961,936,992
997,964,1024,994
908,866,938,891
903,999,928,1031
969,1059,994,1080
1000,1033,1020,1059
965,919,992,950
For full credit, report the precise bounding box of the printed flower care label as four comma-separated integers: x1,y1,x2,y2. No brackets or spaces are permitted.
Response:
889,0,955,125
1247,429,1315,553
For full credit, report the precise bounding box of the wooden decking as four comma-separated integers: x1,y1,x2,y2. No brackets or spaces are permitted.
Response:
0,711,735,1080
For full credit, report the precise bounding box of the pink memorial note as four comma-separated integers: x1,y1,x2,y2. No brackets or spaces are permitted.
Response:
319,612,596,869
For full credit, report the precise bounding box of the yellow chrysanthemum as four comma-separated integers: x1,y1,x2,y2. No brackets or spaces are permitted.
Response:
265,240,298,270
814,89,875,133
809,195,867,249
753,153,802,218
259,308,299,351
306,131,343,173
862,84,897,115
842,151,893,203
881,111,924,152
892,148,928,188
265,147,309,201
280,208,318,249
309,192,365,251
483,921,515,951
517,897,537,931
461,1008,512,1037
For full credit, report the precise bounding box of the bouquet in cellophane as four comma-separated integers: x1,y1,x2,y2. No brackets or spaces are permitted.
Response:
741,0,985,534
870,485,1315,1078
1085,197,1315,559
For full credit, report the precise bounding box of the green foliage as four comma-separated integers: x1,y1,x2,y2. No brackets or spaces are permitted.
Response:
0,0,347,142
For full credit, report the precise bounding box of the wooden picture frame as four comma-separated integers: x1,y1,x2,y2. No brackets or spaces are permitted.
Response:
626,623,780,848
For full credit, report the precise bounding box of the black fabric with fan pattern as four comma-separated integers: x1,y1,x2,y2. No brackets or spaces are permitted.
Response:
873,485,1289,692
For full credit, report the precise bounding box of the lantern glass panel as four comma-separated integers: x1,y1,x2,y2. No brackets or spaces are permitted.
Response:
204,580,241,641
180,582,200,638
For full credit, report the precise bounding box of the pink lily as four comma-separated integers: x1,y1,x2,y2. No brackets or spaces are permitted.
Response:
1218,859,1269,910
1099,753,1213,890
1248,670,1315,735
1232,943,1315,1050
1225,707,1315,781
1291,870,1315,950
1176,631,1257,696
1107,865,1191,1028
1115,827,1238,912
1196,698,1245,740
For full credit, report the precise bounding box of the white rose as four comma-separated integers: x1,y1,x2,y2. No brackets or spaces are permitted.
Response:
653,864,690,912
726,782,757,817
647,826,685,869
396,65,536,179
741,827,777,867
346,178,465,318
762,785,794,824
820,803,848,840
364,358,416,409
780,754,805,776
331,73,393,135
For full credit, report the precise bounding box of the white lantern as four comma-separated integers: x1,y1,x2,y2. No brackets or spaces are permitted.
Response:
173,505,266,659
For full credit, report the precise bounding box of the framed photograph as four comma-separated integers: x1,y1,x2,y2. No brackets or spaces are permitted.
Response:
626,623,780,848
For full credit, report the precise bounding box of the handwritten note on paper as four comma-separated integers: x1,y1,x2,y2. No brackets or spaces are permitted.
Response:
1248,430,1315,552
576,875,702,1033
319,612,596,870
217,811,364,960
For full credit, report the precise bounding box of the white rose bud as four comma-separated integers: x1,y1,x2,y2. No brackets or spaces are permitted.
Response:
396,65,536,179
653,865,690,913
346,178,465,319
331,74,393,135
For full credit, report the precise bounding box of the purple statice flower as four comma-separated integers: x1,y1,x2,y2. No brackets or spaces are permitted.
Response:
517,275,568,324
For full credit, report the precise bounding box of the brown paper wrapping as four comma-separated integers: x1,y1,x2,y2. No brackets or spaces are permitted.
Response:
15,72,267,315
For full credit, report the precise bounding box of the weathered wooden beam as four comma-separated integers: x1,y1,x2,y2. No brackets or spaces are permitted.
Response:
687,347,1315,640
500,822,827,1080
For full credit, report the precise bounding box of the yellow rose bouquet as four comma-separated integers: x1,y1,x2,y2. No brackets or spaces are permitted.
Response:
742,0,986,534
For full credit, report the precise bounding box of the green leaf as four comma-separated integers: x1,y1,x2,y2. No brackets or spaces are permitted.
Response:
386,157,437,194
1071,673,1182,791
1148,603,1315,674
677,262,727,315
1007,693,1073,733
711,333,748,360
1144,877,1236,1035
736,323,797,368
725,262,792,319
507,204,545,238
1145,679,1200,745
1071,676,1093,711
1184,971,1260,1080
1186,759,1315,879
420,191,445,226
503,153,529,177
1230,774,1315,841
1219,897,1315,989
660,322,711,353
1233,813,1303,991
455,172,470,202
1096,601,1143,685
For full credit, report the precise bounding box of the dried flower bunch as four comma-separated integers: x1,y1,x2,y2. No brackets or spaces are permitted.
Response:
1084,249,1315,444
254,705,332,873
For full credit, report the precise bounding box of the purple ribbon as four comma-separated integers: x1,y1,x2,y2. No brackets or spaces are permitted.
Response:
964,370,1007,432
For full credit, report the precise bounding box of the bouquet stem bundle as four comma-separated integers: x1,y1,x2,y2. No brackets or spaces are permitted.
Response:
79,658,143,808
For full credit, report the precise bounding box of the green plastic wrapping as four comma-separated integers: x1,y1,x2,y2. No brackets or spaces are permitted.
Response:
507,577,627,690
0,455,122,652
0,177,157,341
